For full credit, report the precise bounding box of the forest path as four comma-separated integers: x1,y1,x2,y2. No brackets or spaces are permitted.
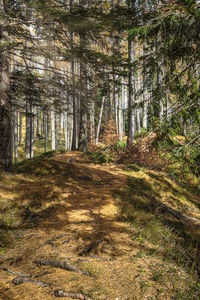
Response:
0,152,199,299
0,152,139,300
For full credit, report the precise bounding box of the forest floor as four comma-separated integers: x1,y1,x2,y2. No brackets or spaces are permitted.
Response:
0,151,200,300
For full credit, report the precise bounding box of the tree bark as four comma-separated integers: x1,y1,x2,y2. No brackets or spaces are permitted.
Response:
0,0,11,169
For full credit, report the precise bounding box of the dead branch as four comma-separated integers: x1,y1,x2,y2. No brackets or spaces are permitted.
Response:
54,289,93,299
34,271,50,279
0,267,31,277
12,276,50,287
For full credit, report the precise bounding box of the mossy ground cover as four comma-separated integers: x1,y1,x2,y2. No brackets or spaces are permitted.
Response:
0,151,199,299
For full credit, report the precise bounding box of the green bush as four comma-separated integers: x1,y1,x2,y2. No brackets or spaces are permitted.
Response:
87,151,115,164
114,140,127,150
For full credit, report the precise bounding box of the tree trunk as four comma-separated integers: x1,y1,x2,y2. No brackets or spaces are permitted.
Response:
89,100,95,143
36,110,39,139
18,112,22,145
51,109,56,150
14,110,18,163
78,67,87,152
127,38,135,144
44,112,48,152
55,113,57,149
59,113,62,146
30,104,34,158
25,102,31,159
96,96,105,144
64,102,68,150
118,84,123,141
0,0,11,169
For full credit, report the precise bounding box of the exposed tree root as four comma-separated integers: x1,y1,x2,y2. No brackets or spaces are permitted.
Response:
12,276,50,287
89,255,113,262
34,260,94,277
159,203,200,226
0,267,31,277
38,234,70,249
34,271,50,278
79,240,102,256
54,289,93,299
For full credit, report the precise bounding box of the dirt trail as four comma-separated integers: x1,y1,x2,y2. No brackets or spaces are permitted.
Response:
0,152,140,300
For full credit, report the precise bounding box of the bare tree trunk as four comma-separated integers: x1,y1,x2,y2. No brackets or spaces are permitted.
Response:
36,110,39,139
0,0,11,169
18,112,22,145
51,109,56,150
127,38,135,144
44,112,48,152
14,110,18,163
143,99,148,129
55,113,58,149
96,96,105,144
59,113,62,146
64,101,68,150
47,112,50,140
70,2,77,151
89,100,95,143
118,84,123,141
25,102,31,159
30,103,34,158
40,110,43,136
78,67,87,152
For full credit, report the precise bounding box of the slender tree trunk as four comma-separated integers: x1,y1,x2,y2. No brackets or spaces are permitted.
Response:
30,103,34,158
36,110,39,138
96,96,105,144
14,110,18,163
19,112,22,145
44,112,48,152
64,101,68,150
78,69,87,152
55,113,57,149
71,60,77,150
25,102,31,159
118,85,123,141
89,100,95,143
59,113,62,145
51,109,56,150
40,110,43,136
70,0,77,151
47,112,49,140
127,38,135,144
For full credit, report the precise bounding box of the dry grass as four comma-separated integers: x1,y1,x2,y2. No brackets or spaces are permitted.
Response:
0,152,199,299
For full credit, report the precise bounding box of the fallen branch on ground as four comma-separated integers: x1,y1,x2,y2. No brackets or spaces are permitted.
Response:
34,260,94,277
0,267,31,277
34,271,50,279
12,276,50,287
54,289,93,299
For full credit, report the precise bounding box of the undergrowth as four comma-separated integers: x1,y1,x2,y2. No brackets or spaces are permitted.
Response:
115,170,200,299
